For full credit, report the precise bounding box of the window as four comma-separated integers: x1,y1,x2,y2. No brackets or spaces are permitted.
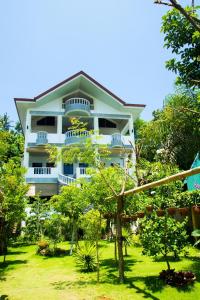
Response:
79,163,88,168
63,163,73,175
32,163,42,168
46,163,55,168
99,118,116,128
37,116,55,126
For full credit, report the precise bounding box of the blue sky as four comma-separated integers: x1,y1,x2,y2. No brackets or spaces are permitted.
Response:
0,0,192,123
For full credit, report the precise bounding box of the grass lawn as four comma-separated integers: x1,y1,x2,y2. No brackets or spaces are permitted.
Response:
0,242,199,300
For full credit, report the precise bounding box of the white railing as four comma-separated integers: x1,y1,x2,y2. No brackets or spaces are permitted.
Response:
76,167,91,178
65,98,90,106
58,174,76,185
65,130,90,144
34,167,51,175
66,130,90,138
80,167,87,175
111,133,123,147
26,167,58,178
36,131,48,145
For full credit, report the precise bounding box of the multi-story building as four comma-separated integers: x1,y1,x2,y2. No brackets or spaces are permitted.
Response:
14,71,145,197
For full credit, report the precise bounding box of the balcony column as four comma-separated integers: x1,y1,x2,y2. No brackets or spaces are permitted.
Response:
23,150,29,168
128,117,134,141
26,110,31,134
57,115,62,135
94,117,99,134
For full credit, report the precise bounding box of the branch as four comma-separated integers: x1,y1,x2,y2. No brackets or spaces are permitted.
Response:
107,166,200,199
98,167,118,197
154,0,200,32
120,159,129,196
154,1,173,6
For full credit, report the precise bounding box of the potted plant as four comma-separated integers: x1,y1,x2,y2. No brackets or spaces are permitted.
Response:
167,207,177,216
156,209,165,217
137,211,145,218
192,205,200,214
178,207,190,216
146,205,153,213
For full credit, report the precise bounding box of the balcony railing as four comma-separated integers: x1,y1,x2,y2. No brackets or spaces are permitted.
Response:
58,174,76,185
33,167,51,175
65,98,91,116
36,131,48,145
65,130,90,145
111,133,123,147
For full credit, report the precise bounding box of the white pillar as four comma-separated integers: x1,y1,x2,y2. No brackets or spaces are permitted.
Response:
128,117,134,141
57,115,62,134
23,150,29,168
94,117,99,134
26,111,31,133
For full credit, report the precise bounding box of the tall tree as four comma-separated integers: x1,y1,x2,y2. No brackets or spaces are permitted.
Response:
0,160,28,259
162,7,200,87
137,89,200,169
154,1,200,32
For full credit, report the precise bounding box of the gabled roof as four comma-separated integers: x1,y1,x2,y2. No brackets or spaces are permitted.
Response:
14,71,145,108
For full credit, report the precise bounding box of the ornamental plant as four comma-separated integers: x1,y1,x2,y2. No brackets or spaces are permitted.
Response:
140,214,189,271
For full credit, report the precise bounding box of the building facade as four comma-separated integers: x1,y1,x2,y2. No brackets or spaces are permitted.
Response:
15,71,145,196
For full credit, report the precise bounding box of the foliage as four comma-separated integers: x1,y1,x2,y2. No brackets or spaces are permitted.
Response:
192,229,200,247
137,90,200,169
44,214,68,250
161,6,200,87
175,190,200,208
24,196,50,242
51,184,89,254
0,160,28,256
80,209,105,241
140,215,189,270
74,242,97,272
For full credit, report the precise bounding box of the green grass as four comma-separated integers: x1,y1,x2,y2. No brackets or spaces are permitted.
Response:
0,242,200,300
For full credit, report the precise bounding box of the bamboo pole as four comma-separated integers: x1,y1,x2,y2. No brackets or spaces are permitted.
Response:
107,166,200,199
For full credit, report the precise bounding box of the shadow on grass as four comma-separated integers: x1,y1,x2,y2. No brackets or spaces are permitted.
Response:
0,295,9,300
7,250,27,256
0,259,27,282
185,255,200,283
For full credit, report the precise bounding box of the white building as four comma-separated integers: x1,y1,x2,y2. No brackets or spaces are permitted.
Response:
15,71,145,197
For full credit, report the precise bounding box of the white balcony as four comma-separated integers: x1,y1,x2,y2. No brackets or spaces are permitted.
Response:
36,131,48,145
26,167,58,178
65,130,90,145
27,132,132,148
64,98,91,116
76,167,90,178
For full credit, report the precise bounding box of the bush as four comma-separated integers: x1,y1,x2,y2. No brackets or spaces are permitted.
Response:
74,243,96,272
36,240,49,255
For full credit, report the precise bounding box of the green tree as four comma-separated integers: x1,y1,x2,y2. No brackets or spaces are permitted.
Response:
141,214,189,270
44,213,68,251
80,209,106,282
137,90,200,169
0,160,28,260
161,6,200,87
51,185,89,255
24,195,50,242
47,118,137,283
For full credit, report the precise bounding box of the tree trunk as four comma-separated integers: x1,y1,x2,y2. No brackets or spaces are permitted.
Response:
124,243,128,256
165,255,171,271
114,235,118,263
0,217,7,258
116,196,125,283
96,239,100,283
70,218,77,255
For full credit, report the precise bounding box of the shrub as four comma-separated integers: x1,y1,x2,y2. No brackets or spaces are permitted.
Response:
74,243,96,272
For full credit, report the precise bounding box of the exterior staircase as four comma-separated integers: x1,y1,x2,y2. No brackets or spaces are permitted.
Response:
58,174,76,185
